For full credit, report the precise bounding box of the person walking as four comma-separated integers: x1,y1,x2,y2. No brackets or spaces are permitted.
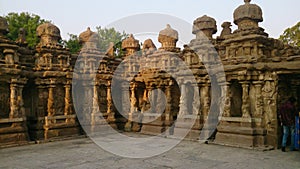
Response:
279,97,297,152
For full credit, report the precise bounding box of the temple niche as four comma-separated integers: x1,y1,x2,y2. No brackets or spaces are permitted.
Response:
214,0,300,148
27,22,81,141
0,16,29,145
1,0,300,150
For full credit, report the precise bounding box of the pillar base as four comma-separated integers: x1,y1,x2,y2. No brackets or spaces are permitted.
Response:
140,113,165,135
124,121,132,132
43,115,82,140
0,118,29,146
173,115,202,140
214,117,269,149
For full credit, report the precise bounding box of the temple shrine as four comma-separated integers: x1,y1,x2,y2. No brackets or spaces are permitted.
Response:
0,0,299,150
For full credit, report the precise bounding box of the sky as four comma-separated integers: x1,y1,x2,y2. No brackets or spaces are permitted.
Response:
0,0,299,44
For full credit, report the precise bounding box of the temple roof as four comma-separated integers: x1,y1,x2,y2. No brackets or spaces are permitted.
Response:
193,15,217,34
36,22,61,40
158,24,178,42
121,34,139,50
79,27,98,44
233,0,263,25
0,16,8,36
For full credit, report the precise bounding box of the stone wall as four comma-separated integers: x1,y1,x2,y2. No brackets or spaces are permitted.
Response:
0,0,300,150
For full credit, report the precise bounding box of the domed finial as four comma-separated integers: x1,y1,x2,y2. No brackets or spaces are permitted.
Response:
36,22,61,47
192,15,217,39
121,34,140,57
234,0,263,30
79,27,97,45
158,24,178,50
0,16,9,37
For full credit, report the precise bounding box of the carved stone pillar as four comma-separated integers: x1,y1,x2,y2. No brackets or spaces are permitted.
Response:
90,84,98,126
83,83,93,122
192,84,199,115
142,87,148,102
179,83,187,116
142,86,152,113
92,84,99,114
201,84,210,119
9,83,18,118
37,85,46,117
17,85,25,118
222,82,231,117
11,84,25,128
130,83,137,114
107,81,115,122
165,82,173,125
155,85,165,114
253,81,263,118
64,82,74,123
149,85,156,113
47,85,55,117
241,81,250,118
121,84,130,115
64,83,71,115
125,83,137,131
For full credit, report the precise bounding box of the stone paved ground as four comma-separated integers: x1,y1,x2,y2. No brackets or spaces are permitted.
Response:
0,135,299,169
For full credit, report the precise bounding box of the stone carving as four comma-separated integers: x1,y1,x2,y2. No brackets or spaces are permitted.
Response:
193,15,217,39
121,34,140,57
0,84,10,118
220,22,232,38
0,16,8,37
158,24,179,51
16,28,27,45
106,42,114,57
233,0,263,30
222,83,231,117
142,39,156,55
241,82,250,118
36,22,61,47
53,85,65,115
1,0,300,150
79,27,99,50
262,80,277,123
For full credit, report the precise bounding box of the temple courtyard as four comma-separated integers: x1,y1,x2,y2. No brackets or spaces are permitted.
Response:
0,0,300,168
0,135,299,169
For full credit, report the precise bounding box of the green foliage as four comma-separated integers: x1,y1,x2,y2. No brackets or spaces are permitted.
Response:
279,22,300,47
62,34,82,54
4,12,48,48
63,27,127,56
96,26,128,56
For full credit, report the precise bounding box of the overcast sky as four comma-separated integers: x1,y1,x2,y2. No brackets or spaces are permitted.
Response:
1,0,299,42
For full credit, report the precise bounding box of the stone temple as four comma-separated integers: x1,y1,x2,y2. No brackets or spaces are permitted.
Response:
0,0,300,150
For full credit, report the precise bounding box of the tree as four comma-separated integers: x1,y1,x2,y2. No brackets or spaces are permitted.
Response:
279,22,300,47
62,34,82,54
64,26,128,56
96,26,128,55
4,12,48,48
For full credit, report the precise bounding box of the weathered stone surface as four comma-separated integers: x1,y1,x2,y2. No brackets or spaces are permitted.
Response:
158,24,180,51
16,28,27,45
121,34,140,57
36,22,61,47
0,16,8,37
234,0,263,30
1,0,300,151
193,15,217,39
1,136,300,168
